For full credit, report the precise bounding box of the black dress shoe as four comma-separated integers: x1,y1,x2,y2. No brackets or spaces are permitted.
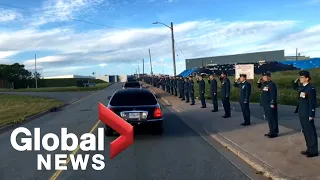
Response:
211,110,218,112
241,123,251,126
181,99,185,101
301,151,308,155
264,133,270,136
201,106,206,108
306,152,318,157
268,134,278,138
186,101,190,103
222,115,230,118
190,103,195,105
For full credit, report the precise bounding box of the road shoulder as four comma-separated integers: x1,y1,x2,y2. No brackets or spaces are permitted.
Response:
143,83,320,180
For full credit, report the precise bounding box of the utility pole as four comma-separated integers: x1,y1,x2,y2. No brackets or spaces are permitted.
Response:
149,49,153,75
296,48,298,60
142,59,145,75
152,21,177,76
170,22,176,76
35,54,37,88
138,65,140,78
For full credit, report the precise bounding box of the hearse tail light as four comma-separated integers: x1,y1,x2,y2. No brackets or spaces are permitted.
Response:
153,107,163,118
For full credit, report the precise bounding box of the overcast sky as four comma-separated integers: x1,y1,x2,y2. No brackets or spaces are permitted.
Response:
1,0,320,76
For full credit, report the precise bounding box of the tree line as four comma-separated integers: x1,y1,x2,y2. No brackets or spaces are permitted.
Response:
0,63,41,88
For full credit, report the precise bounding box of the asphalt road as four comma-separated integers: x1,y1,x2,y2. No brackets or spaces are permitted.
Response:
0,83,260,180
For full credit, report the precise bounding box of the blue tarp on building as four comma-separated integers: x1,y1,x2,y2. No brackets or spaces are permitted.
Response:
278,58,320,70
177,67,199,77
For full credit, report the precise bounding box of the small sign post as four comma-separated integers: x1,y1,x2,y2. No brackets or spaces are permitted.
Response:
235,64,254,79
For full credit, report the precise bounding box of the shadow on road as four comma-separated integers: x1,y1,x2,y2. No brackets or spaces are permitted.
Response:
106,105,200,141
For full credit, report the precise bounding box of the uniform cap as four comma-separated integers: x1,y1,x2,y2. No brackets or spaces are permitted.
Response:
240,74,247,78
262,72,271,76
221,70,227,75
299,70,310,78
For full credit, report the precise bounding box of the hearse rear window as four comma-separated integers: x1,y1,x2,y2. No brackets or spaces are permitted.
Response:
110,91,157,106
124,82,140,87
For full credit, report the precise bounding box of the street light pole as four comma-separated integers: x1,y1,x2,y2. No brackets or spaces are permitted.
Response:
142,59,145,75
149,49,153,75
35,54,37,88
170,22,176,76
152,21,177,76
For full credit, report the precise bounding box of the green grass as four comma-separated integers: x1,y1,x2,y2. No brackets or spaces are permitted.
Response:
193,68,320,106
1,83,110,92
0,94,63,127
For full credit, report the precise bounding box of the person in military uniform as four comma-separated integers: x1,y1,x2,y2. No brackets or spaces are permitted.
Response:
234,74,251,126
153,75,157,87
160,76,165,91
197,73,206,108
184,77,190,103
177,76,182,98
170,77,174,95
220,71,231,118
173,76,178,96
156,77,160,88
165,76,169,93
181,76,185,101
257,72,279,138
189,75,195,105
208,74,218,112
293,71,318,157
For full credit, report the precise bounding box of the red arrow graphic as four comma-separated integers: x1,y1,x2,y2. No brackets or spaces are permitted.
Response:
98,102,134,159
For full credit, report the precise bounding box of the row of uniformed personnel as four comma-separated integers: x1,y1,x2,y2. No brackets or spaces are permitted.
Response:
143,70,318,158
156,75,196,104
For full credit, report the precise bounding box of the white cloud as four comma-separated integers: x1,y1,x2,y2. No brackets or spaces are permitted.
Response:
2,18,320,76
0,51,19,59
0,8,22,22
98,63,107,67
307,0,320,4
29,0,108,26
0,59,10,64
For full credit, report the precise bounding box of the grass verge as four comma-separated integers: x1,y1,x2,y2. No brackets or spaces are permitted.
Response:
0,94,63,127
193,68,320,106
0,83,110,92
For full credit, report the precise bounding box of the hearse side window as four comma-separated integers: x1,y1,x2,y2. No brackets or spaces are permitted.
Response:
110,92,157,106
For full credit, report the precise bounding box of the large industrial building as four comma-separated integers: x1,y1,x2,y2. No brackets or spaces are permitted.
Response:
185,50,285,69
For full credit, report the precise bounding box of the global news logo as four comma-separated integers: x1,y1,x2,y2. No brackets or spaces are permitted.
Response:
10,127,105,170
9,103,134,171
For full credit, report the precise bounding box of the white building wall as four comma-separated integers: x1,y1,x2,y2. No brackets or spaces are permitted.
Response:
118,75,127,82
96,75,128,82
44,75,95,79
96,75,110,82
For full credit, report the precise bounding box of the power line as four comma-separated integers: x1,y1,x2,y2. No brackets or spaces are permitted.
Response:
174,40,186,60
0,3,171,38
1,3,176,72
